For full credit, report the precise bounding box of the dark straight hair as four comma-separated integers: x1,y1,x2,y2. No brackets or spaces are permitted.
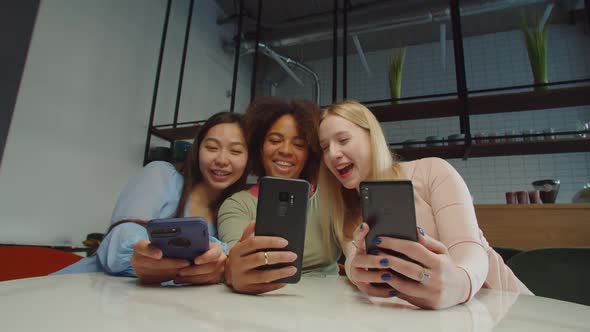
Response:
175,111,250,218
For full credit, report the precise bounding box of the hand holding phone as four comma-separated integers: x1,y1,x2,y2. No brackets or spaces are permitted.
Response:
146,217,210,260
254,176,310,283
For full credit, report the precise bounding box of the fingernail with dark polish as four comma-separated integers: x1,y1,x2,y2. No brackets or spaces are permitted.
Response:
368,249,379,256
381,273,392,281
417,227,425,236
360,223,364,231
372,237,381,245
379,258,389,266
389,290,398,297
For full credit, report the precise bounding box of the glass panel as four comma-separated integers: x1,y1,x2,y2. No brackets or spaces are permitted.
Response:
461,0,590,92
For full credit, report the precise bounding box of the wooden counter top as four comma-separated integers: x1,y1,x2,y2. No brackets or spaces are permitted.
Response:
474,203,590,250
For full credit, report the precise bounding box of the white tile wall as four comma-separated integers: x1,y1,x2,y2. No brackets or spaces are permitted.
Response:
268,24,590,203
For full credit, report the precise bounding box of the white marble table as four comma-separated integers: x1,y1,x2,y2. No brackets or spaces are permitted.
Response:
0,273,588,331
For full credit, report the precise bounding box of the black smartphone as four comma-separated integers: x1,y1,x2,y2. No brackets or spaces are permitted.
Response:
360,180,419,287
255,176,310,283
146,217,210,260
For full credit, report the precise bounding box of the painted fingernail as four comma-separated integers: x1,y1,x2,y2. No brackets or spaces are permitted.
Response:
368,249,379,256
360,223,364,231
417,227,425,236
379,258,389,266
381,273,392,281
389,290,398,297
372,237,381,245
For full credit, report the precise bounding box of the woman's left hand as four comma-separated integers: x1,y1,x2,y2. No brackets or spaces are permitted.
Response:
173,242,227,284
370,228,471,309
380,229,471,309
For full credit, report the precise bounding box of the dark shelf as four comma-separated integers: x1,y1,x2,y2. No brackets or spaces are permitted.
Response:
394,137,590,161
151,125,201,141
468,137,590,157
395,144,465,160
469,85,590,115
370,98,459,122
369,85,590,123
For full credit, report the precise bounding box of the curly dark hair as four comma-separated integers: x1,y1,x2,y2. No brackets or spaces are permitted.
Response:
244,96,321,184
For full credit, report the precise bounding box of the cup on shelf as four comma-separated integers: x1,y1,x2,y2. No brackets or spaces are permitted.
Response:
402,139,420,149
542,128,556,140
532,179,560,203
516,191,529,204
447,134,465,146
473,132,487,144
505,191,517,204
488,131,500,144
505,129,519,143
425,136,445,147
576,120,589,138
528,190,543,204
522,129,535,142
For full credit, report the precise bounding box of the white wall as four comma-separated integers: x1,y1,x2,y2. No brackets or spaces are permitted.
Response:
274,24,590,203
0,0,251,245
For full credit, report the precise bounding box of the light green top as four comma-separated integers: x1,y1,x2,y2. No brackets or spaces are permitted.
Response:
218,188,341,275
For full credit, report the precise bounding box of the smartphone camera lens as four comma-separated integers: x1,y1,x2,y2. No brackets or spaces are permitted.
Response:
279,192,289,202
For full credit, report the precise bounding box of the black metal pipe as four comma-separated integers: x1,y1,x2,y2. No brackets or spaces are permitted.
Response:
250,0,263,102
450,0,470,143
230,0,244,112
172,0,195,129
153,119,207,128
343,0,348,99
143,0,172,166
332,0,338,103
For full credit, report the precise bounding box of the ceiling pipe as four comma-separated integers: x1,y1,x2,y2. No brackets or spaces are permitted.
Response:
242,42,321,104
352,35,372,76
539,3,555,30
217,0,413,30
440,23,446,70
262,13,434,49
261,44,305,86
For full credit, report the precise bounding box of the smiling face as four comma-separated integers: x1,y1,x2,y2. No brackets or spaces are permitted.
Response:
319,114,372,190
198,123,248,192
261,114,309,179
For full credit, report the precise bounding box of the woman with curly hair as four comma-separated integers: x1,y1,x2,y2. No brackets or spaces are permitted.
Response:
218,97,341,295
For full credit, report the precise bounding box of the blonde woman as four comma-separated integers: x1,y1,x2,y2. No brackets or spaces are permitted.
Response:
318,100,531,309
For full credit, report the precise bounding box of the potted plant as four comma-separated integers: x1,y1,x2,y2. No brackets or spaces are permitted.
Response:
389,47,407,104
520,11,548,92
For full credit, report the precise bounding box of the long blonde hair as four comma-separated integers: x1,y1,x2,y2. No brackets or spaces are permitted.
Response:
319,100,401,251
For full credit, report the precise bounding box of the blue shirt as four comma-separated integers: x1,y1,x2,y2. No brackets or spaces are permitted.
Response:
55,161,227,276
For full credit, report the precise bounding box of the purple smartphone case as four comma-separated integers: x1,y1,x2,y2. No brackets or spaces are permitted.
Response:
146,217,210,260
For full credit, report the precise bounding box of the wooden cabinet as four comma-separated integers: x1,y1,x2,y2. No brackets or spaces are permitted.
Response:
475,204,590,250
